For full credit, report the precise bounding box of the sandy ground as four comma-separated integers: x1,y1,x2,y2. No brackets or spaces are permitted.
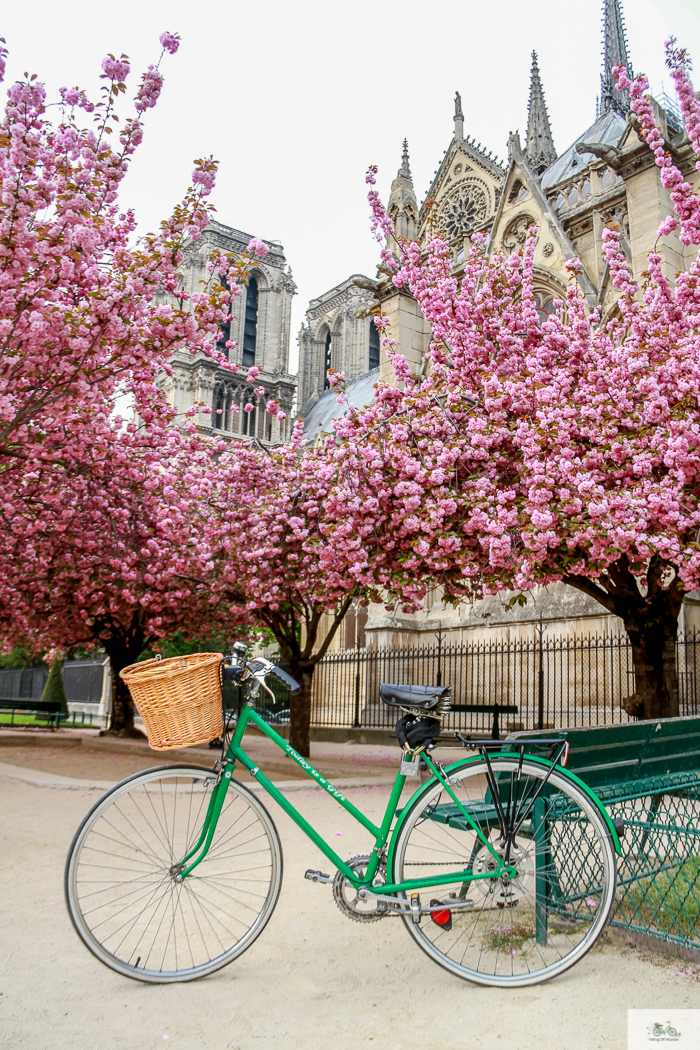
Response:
0,753,698,1050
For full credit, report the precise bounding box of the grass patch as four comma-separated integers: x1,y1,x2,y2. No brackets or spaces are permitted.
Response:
622,856,700,940
0,712,57,726
487,921,535,951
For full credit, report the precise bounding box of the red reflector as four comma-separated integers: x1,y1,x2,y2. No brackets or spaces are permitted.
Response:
432,909,451,925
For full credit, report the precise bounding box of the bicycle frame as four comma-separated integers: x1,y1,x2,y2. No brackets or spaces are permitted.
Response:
174,701,517,890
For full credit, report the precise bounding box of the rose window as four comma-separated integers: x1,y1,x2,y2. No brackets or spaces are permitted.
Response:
438,182,488,240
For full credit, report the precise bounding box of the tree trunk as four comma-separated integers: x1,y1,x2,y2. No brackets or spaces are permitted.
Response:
623,612,680,720
101,643,146,738
564,558,684,722
287,666,314,757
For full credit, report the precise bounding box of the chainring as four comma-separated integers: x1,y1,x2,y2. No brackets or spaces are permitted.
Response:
332,854,388,922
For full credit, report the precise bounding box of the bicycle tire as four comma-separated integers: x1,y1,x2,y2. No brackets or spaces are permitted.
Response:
390,756,616,987
64,765,283,983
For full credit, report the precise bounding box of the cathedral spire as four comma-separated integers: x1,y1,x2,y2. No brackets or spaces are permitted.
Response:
388,139,418,242
600,0,633,116
525,51,557,175
454,91,464,140
399,138,411,180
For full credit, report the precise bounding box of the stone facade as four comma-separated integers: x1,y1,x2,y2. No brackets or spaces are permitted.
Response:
162,220,297,445
298,0,700,652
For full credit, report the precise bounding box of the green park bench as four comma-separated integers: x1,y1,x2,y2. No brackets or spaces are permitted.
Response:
427,716,700,955
0,698,68,730
506,717,700,954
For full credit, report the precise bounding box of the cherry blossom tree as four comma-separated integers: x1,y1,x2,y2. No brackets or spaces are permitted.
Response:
326,41,700,721
0,31,257,503
0,33,277,734
0,424,250,736
182,424,372,757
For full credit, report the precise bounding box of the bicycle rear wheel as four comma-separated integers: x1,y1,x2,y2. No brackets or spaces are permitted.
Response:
390,756,616,986
65,765,283,983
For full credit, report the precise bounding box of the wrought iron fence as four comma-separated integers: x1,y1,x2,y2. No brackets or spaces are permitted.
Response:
308,631,700,734
0,659,106,705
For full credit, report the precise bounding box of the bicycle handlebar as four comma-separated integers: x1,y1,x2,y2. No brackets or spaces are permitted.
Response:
222,654,300,695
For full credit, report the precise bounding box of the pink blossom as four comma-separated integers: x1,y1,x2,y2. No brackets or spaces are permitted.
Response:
135,66,163,113
191,162,217,194
101,55,130,82
658,215,679,237
247,237,269,257
159,32,180,55
60,87,80,106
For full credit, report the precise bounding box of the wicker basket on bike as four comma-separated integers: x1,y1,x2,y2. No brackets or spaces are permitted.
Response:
120,652,224,750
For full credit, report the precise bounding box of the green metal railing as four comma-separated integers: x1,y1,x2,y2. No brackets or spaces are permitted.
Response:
605,782,700,952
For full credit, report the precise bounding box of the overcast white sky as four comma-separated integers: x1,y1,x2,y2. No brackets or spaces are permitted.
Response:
3,0,700,372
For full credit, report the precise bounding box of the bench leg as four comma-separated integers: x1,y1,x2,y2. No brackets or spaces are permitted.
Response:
636,794,662,856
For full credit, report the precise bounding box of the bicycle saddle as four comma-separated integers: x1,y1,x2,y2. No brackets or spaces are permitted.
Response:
380,683,451,711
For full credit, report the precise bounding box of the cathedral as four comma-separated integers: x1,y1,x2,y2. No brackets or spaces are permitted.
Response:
162,0,700,651
296,0,700,649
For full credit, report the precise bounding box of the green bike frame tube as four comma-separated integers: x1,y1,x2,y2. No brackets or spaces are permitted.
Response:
229,706,381,837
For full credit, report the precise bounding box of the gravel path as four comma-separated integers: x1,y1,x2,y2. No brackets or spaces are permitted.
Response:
1,771,697,1050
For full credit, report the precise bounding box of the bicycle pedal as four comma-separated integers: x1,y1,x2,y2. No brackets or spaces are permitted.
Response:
430,899,453,931
304,869,332,884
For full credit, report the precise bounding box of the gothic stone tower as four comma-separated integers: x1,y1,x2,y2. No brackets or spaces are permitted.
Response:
162,220,297,445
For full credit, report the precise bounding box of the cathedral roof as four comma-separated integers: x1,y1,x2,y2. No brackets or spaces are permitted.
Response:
298,368,380,444
540,109,626,189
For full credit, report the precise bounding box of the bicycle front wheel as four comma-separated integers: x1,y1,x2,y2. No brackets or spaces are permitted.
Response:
65,765,283,983
390,756,616,987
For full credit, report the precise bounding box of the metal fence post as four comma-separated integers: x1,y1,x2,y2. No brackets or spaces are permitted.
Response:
352,634,361,729
536,614,545,730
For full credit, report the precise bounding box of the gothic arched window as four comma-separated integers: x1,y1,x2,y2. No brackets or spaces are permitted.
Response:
369,320,380,370
214,387,225,429
242,393,256,436
243,277,258,367
534,292,558,323
323,331,332,389
217,275,231,359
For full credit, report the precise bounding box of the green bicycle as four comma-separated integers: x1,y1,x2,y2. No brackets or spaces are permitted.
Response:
64,645,621,987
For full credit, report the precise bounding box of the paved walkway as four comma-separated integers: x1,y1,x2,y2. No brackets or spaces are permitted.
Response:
0,728,464,788
0,765,698,1050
